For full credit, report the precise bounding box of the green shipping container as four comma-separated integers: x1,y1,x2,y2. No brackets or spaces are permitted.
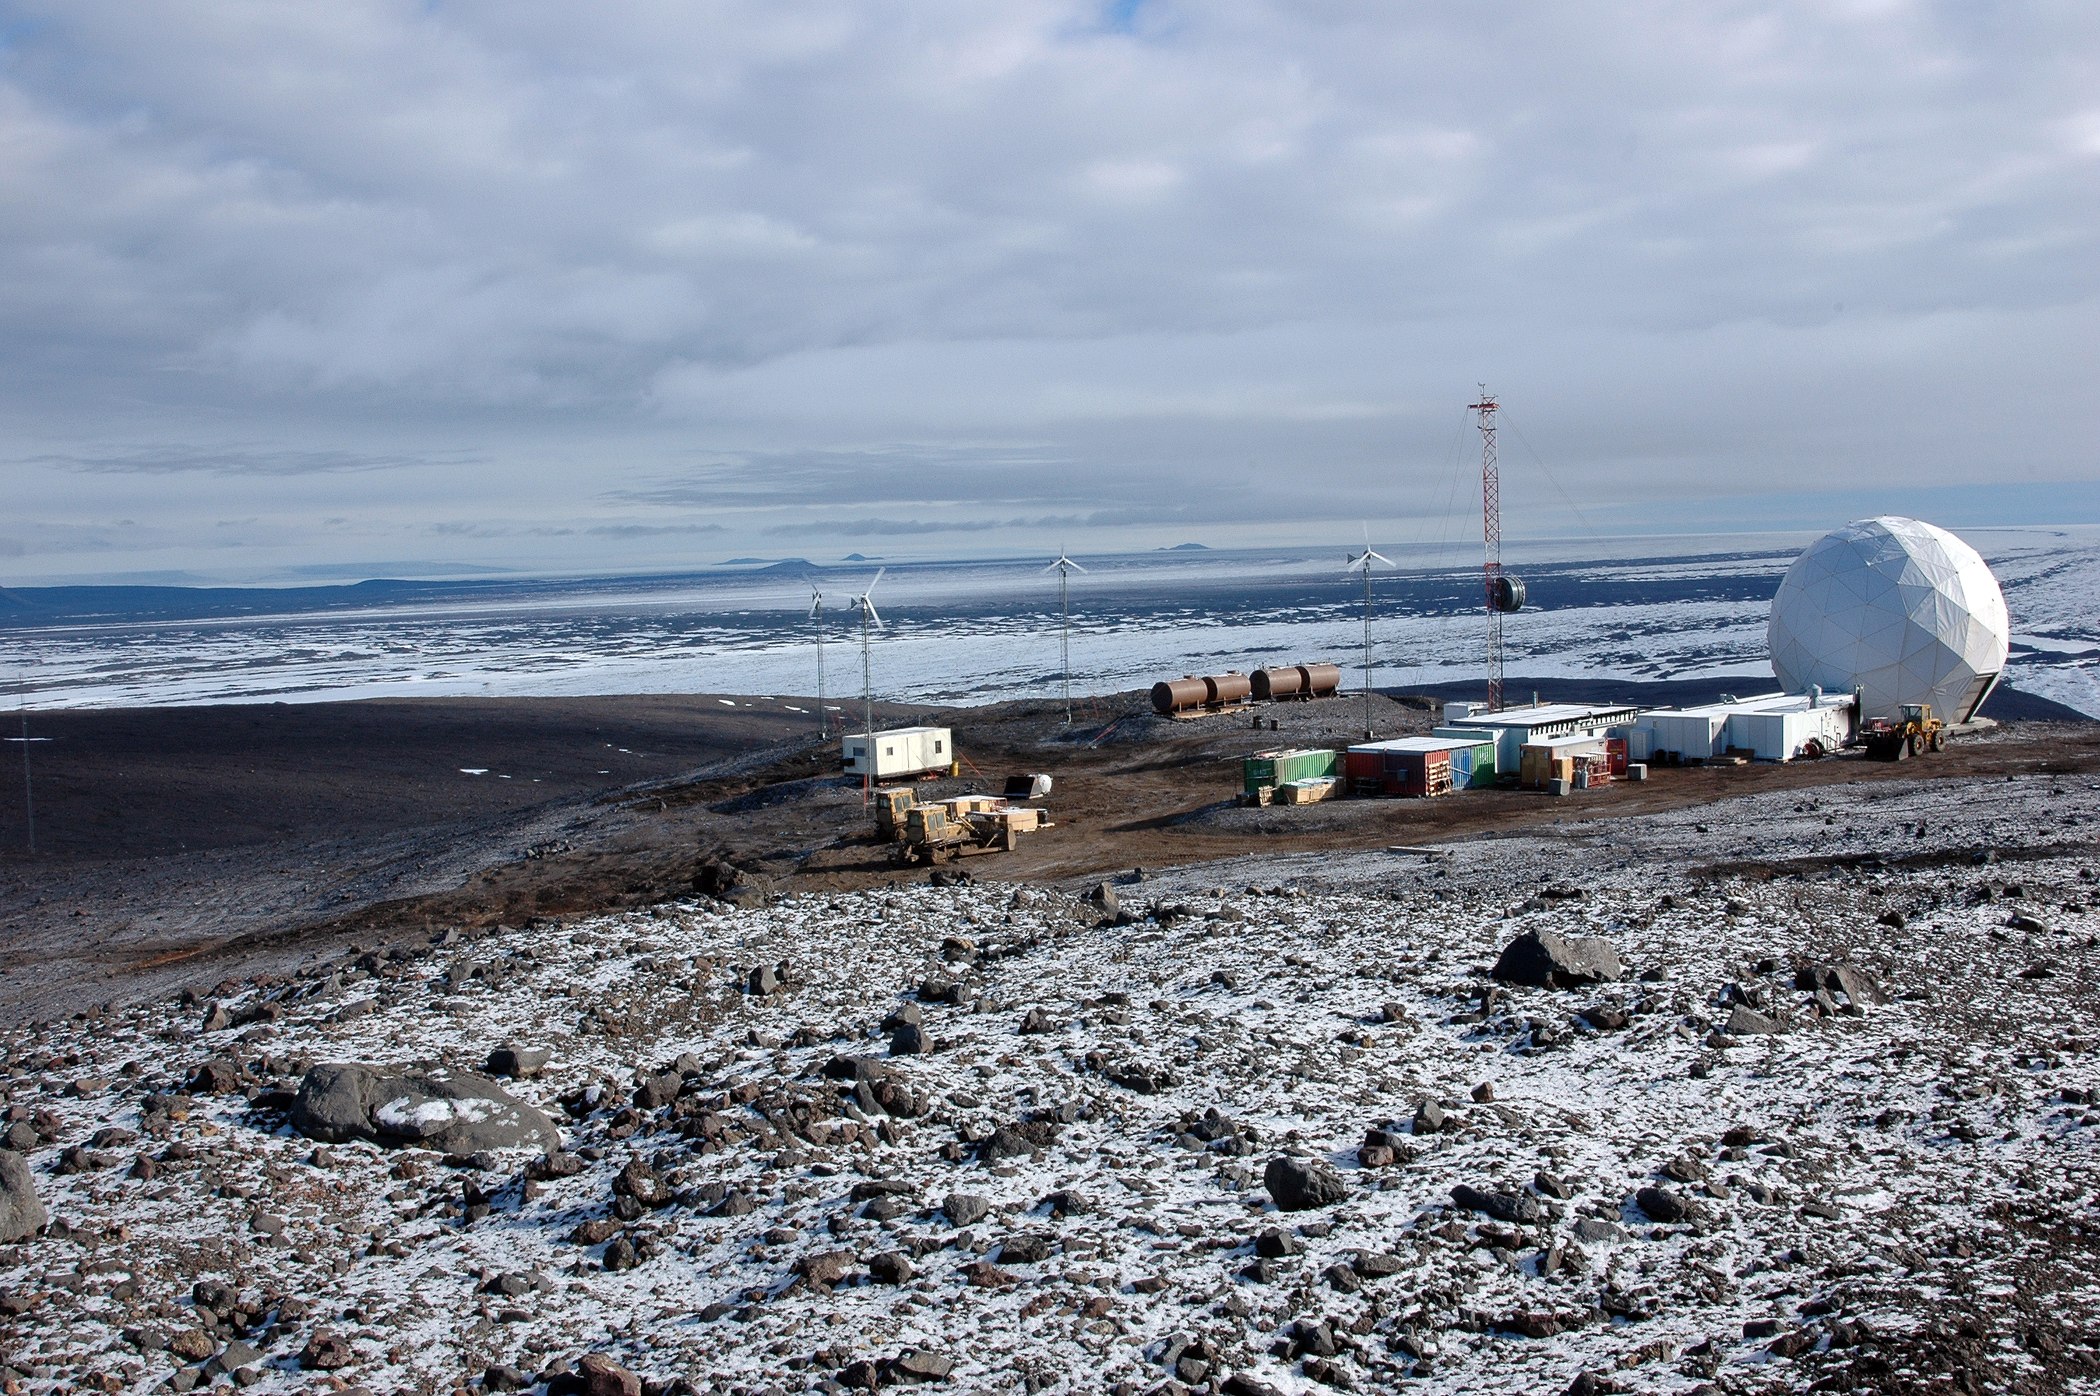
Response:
1243,747,1338,795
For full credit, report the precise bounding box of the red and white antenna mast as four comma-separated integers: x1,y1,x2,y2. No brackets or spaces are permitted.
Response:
1470,387,1504,712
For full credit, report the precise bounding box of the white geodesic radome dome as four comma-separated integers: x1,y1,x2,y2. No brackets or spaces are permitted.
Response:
1768,516,2009,723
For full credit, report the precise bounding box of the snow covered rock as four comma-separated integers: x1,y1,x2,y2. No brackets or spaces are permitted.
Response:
1491,928,1623,989
1264,1155,1347,1211
290,1064,560,1153
484,1045,551,1078
1450,1183,1544,1225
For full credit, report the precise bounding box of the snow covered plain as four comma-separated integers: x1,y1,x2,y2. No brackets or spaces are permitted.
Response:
5,758,2099,1395
9,526,2099,716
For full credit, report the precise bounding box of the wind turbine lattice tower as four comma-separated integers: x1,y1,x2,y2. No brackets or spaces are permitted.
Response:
1344,536,1390,741
1043,551,1087,724
853,569,885,805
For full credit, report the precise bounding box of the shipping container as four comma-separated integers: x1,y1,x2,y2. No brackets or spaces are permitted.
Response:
1343,736,1488,797
842,726,954,779
1243,747,1339,796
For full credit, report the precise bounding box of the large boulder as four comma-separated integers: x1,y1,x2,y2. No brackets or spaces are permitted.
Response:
291,1064,559,1153
1264,1155,1348,1211
1492,928,1622,989
0,1150,46,1241
1449,1183,1543,1225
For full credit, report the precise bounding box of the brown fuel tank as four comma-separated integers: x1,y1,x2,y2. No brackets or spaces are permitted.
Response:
1204,672,1253,705
1251,667,1304,701
1301,663,1343,697
1151,677,1210,714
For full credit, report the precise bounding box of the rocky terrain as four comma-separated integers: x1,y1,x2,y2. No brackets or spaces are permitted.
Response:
4,763,2100,1396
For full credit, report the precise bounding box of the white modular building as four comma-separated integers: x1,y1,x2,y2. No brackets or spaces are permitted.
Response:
1436,701,1640,771
842,726,955,779
1636,692,1855,764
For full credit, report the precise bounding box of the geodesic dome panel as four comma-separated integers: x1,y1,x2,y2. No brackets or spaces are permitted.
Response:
1768,516,2009,722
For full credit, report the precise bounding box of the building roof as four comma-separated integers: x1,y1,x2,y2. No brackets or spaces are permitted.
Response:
1638,692,1849,720
1348,736,1493,754
1443,703,1637,729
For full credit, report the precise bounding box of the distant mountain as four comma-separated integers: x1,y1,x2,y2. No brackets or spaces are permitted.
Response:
1161,543,1210,551
842,553,883,562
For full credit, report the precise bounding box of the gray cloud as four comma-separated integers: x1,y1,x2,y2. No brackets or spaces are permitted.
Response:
35,447,480,477
0,1,2094,580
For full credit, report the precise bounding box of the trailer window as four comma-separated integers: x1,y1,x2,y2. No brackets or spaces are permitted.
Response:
885,746,894,756
934,741,943,753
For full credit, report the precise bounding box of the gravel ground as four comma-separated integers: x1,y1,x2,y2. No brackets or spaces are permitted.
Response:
3,767,2100,1396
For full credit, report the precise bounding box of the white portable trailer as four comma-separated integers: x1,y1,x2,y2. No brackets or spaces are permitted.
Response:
842,726,955,779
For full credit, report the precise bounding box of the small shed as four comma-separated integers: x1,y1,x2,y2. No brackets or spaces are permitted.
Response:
1518,733,1609,790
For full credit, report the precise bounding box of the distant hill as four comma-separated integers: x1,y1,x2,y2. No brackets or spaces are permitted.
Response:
1160,543,1210,551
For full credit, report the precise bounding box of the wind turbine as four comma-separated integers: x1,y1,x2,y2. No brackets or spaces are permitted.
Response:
1042,549,1088,725
808,583,828,739
853,569,885,804
1343,532,1391,741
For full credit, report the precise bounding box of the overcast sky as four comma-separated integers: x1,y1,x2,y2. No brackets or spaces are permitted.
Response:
2,0,2095,584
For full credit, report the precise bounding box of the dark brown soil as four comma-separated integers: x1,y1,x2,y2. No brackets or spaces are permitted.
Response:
2,690,2094,1026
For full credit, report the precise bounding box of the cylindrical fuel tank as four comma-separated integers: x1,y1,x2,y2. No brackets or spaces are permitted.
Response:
1251,667,1304,701
1204,672,1253,705
1301,663,1343,697
1152,677,1209,714
1493,575,1526,613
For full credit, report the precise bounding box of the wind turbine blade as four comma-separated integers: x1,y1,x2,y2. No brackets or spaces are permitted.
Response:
867,566,885,594
1065,558,1087,572
1365,550,1392,567
1342,552,1365,575
1042,559,1063,574
865,601,884,629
